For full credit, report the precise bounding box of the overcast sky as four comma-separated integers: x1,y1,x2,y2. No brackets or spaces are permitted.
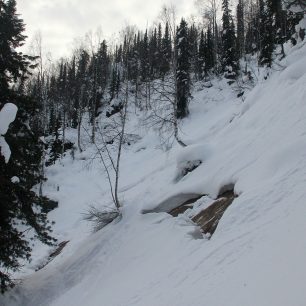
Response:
17,0,198,59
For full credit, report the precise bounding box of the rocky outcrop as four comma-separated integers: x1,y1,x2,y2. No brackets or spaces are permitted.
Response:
191,190,236,235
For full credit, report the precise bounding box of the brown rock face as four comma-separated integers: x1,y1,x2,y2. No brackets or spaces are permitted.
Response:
191,190,236,235
168,188,237,237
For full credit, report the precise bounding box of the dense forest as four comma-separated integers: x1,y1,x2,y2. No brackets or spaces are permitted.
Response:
0,0,305,293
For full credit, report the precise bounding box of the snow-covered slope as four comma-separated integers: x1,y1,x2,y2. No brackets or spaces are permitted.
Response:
2,39,306,306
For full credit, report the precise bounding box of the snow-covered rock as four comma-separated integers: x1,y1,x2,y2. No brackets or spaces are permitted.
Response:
175,143,213,180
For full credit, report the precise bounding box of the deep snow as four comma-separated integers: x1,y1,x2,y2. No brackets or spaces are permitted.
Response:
2,35,306,306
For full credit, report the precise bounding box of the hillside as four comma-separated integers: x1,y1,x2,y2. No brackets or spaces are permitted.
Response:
2,30,306,306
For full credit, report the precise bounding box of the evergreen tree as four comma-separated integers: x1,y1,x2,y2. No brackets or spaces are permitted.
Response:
75,49,89,108
73,48,89,144
96,40,110,108
188,24,198,76
58,61,69,148
198,30,206,79
236,0,245,58
0,0,33,101
245,18,258,54
58,61,68,113
115,44,122,64
259,0,274,67
149,28,158,78
67,56,77,127
129,33,140,83
160,22,172,76
270,0,286,56
48,75,58,133
0,0,57,292
157,23,163,76
205,28,215,72
221,0,239,78
109,67,118,101
176,18,191,119
197,28,214,79
140,30,149,81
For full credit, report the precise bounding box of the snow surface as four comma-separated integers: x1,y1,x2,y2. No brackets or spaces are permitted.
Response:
0,103,18,163
2,38,306,306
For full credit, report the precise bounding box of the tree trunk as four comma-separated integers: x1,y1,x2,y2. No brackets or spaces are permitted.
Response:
62,110,66,157
114,81,128,209
77,112,82,153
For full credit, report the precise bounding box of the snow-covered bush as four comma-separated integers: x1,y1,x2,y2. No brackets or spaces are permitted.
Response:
0,103,18,163
83,205,120,232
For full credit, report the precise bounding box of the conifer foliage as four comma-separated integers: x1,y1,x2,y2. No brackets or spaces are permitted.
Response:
236,0,245,58
176,18,191,119
221,0,239,78
0,0,57,292
259,0,275,66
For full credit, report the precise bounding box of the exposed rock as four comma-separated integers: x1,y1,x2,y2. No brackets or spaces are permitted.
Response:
142,193,202,214
49,241,69,258
168,195,204,217
144,184,237,238
35,241,69,271
175,160,202,182
168,186,237,237
191,190,236,235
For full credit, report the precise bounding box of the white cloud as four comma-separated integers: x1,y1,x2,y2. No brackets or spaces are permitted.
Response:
17,0,198,59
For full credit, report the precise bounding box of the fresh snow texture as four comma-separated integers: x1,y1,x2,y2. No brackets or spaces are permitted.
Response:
2,40,306,306
0,103,17,162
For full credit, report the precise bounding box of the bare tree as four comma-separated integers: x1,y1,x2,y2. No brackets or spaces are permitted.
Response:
85,29,105,144
195,0,220,67
28,31,49,134
148,5,187,148
145,77,187,148
28,31,51,196
88,33,132,212
88,78,129,212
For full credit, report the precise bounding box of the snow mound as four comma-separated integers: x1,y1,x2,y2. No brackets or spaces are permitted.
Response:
175,143,213,180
